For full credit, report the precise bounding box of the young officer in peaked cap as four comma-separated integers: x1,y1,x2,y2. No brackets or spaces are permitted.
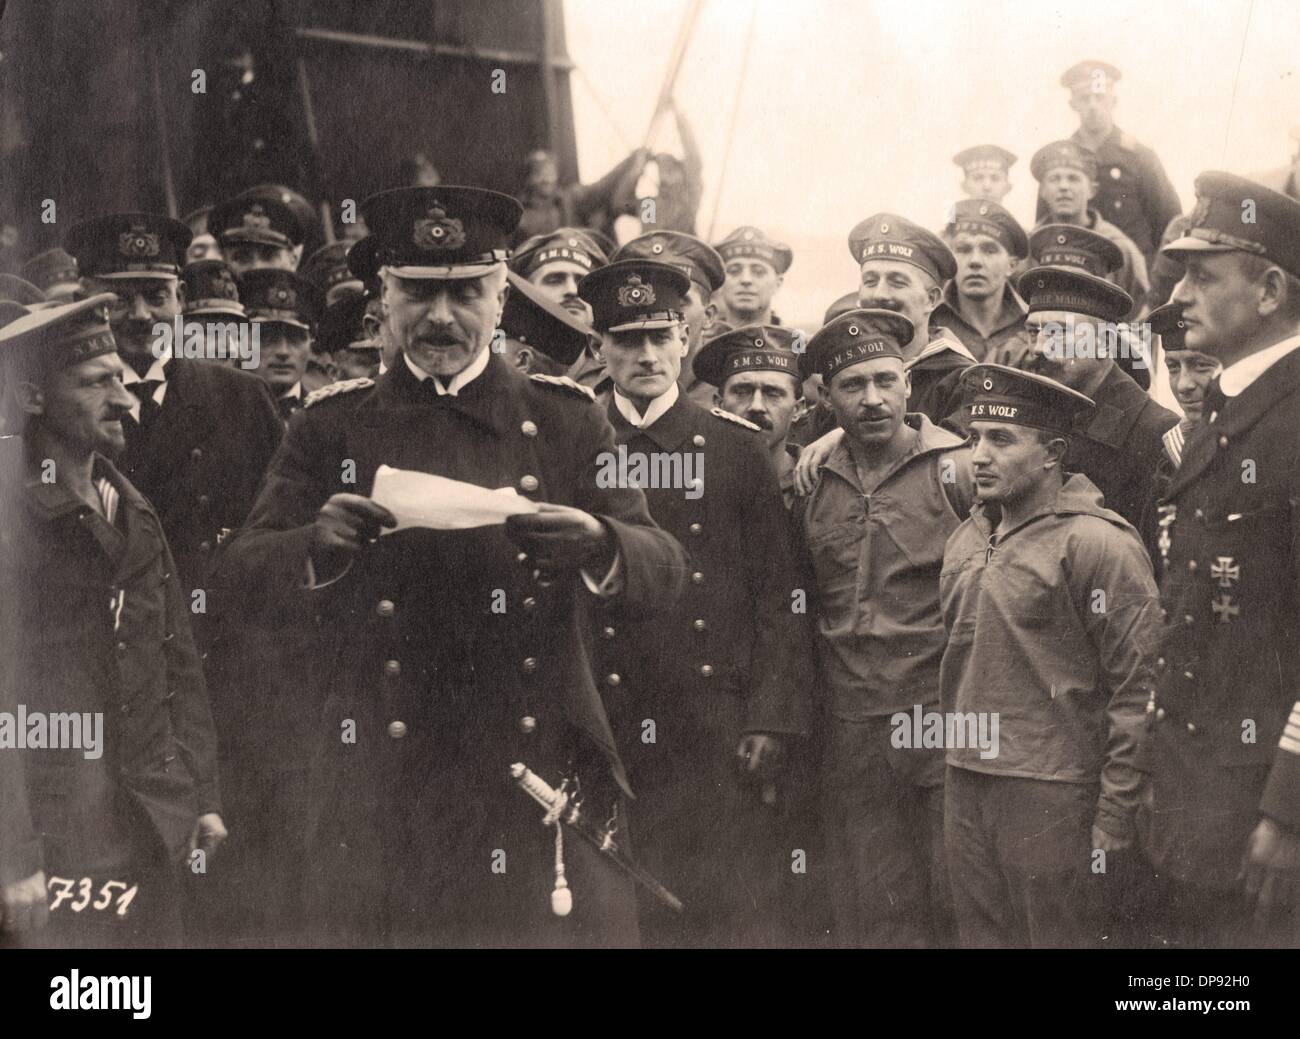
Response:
578,256,814,948
612,230,726,405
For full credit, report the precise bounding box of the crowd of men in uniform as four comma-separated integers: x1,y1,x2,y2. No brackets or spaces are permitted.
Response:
1,59,1299,950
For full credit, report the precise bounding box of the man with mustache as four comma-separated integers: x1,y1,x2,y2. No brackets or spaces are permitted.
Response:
1016,223,1153,389
713,226,791,329
693,324,804,508
1138,172,1300,947
1030,140,1149,317
508,228,609,394
216,186,686,948
795,308,975,948
0,295,224,947
612,230,727,406
63,213,283,653
1017,251,1177,531
941,363,1160,947
239,267,323,424
933,199,1030,362
952,145,1017,204
790,217,979,488
577,258,812,947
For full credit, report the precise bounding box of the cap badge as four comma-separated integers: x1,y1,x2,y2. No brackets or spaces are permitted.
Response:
742,229,755,241
242,205,272,232
272,285,295,307
413,204,467,252
650,242,664,254
753,337,764,348
847,325,859,336
216,273,237,299
983,378,994,391
618,274,656,308
879,222,890,234
979,205,989,215
118,230,160,258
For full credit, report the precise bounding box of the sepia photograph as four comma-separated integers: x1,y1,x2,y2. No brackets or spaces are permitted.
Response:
0,0,1297,1018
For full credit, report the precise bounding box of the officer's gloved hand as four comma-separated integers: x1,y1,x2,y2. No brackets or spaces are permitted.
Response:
310,493,398,576
506,502,614,574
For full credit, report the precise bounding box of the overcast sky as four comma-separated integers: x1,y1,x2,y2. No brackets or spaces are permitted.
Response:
566,0,1300,326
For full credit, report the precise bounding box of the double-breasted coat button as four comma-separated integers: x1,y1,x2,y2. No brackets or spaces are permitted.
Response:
1156,707,1166,720
517,552,529,564
384,659,401,676
190,447,203,461
1218,435,1229,449
376,599,395,617
606,673,621,687
689,522,703,535
518,715,538,734
1156,657,1166,670
602,626,617,639
199,541,211,552
1186,722,1197,733
520,475,539,493
1187,560,1197,572
1184,615,1195,625
700,664,714,677
116,641,127,652
522,596,537,611
521,420,538,438
387,720,408,739
521,657,538,674
693,619,706,632
198,494,210,508
693,434,706,447
691,571,704,584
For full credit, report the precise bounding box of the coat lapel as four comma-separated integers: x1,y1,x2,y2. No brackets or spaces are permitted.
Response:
605,392,698,452
134,360,214,489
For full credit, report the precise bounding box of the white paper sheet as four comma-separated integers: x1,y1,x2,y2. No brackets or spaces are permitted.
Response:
370,464,539,533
